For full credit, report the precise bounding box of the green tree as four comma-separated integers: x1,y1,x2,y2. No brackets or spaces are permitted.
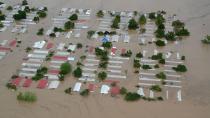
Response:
60,62,72,75
155,40,165,46
22,0,28,5
172,64,187,72
150,85,162,92
98,71,107,81
156,72,166,80
37,11,47,18
64,21,74,30
124,92,141,101
155,29,165,38
128,18,139,30
73,67,82,78
139,15,146,25
102,42,112,49
202,35,210,44
96,10,104,18
165,32,176,41
6,6,13,10
69,14,78,21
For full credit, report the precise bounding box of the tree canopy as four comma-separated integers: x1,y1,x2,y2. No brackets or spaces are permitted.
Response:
60,62,72,75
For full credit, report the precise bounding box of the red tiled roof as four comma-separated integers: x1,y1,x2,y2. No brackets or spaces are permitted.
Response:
37,79,48,89
9,40,17,47
11,77,22,86
110,86,120,95
52,56,68,61
22,79,32,87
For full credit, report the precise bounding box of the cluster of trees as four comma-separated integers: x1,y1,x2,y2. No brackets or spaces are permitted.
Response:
98,71,107,81
96,10,104,18
133,59,141,68
45,51,54,61
87,30,95,39
59,62,72,80
32,67,48,81
17,91,37,102
150,85,162,92
139,15,147,26
95,47,109,69
202,35,210,44
73,67,82,78
136,52,143,58
128,18,139,30
172,20,190,36
37,28,44,35
172,64,187,72
13,10,26,20
102,42,112,49
121,50,132,57
111,15,120,29
64,20,74,30
142,64,152,70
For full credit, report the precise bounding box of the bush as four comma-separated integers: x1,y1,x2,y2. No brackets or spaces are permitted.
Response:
0,14,5,21
73,67,82,78
124,92,141,101
64,21,74,30
148,12,156,20
7,6,13,10
201,35,210,44
151,53,163,60
175,28,190,36
102,42,112,49
120,87,127,95
128,18,139,30
159,59,165,64
69,14,78,21
139,15,146,25
133,59,141,68
111,15,120,29
80,89,89,96
156,72,166,80
60,62,72,75
155,40,165,46
150,85,162,92
37,28,44,35
64,87,72,94
13,10,26,20
142,65,152,70
136,52,143,58
155,29,165,38
172,20,185,29
165,32,176,41
22,0,28,5
172,64,187,72
96,10,104,17
6,83,17,90
17,92,37,102
87,30,95,39
98,71,107,81
37,11,47,18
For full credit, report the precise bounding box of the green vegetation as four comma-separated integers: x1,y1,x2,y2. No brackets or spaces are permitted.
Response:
96,10,104,18
150,85,162,92
0,14,5,21
158,59,165,64
175,28,190,36
121,50,132,57
124,92,141,101
98,71,107,81
37,28,44,35
6,6,13,11
87,30,95,39
172,64,187,72
0,22,3,28
165,32,176,41
142,64,152,70
60,62,72,75
128,18,139,30
53,27,64,32
155,39,165,46
64,87,72,94
76,43,83,49
156,72,166,80
102,42,112,49
80,89,89,97
33,16,39,22
69,14,78,21
133,59,141,68
73,67,82,78
6,83,17,90
111,15,120,29
155,14,165,26
155,29,165,38
32,67,48,81
148,12,156,20
151,53,163,60
202,35,210,44
120,87,127,95
45,51,54,61
64,21,74,30
37,11,47,18
22,0,28,5
139,15,146,26
49,33,56,37
136,52,143,58
17,92,37,102
13,10,26,20
172,20,185,29
25,47,32,53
